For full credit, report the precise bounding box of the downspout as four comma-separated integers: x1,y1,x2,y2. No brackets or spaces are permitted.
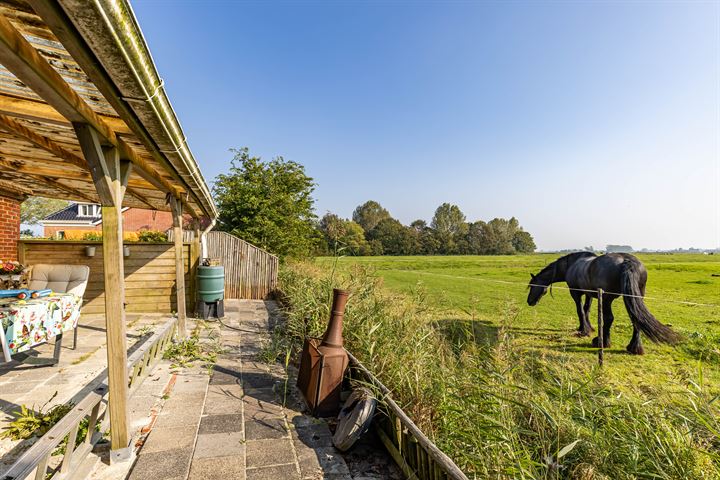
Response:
200,217,217,260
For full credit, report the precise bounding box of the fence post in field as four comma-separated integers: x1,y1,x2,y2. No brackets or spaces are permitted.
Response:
597,288,604,367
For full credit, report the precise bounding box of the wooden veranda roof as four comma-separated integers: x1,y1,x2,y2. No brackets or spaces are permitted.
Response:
0,0,216,219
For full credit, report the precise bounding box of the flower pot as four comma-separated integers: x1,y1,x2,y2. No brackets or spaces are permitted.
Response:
123,246,130,257
85,245,96,257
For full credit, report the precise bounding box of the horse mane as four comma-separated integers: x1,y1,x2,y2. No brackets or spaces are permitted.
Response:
537,251,596,277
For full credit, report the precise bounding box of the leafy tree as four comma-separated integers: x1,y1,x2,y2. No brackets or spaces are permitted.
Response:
410,219,427,232
512,230,536,253
21,197,69,225
459,221,487,254
481,218,518,254
367,218,417,255
352,200,391,232
431,203,467,254
318,213,370,255
213,148,318,258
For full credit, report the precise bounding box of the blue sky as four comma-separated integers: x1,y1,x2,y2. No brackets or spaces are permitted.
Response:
133,0,719,251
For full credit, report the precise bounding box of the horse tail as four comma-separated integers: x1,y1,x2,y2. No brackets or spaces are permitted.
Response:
620,258,680,344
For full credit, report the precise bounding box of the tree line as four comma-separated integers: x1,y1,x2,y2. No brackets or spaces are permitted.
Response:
212,148,535,258
317,200,536,256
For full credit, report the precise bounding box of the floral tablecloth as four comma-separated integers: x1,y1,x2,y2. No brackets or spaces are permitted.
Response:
0,293,82,357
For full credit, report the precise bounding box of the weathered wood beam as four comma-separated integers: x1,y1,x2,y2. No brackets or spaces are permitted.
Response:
0,14,185,205
0,115,159,206
0,94,131,134
0,112,86,169
41,176,96,203
169,196,187,337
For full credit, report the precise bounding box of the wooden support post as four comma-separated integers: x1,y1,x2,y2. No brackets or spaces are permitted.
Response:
597,288,604,367
189,225,201,316
170,196,187,337
75,123,131,461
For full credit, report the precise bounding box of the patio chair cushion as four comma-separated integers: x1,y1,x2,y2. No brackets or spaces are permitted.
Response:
28,264,90,298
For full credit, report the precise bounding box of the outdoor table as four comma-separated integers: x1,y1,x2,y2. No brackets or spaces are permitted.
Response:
0,293,82,364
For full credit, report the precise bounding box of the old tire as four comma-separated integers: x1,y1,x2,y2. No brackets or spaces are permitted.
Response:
332,387,377,452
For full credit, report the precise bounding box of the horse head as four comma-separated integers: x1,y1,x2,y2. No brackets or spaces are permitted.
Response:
527,272,549,306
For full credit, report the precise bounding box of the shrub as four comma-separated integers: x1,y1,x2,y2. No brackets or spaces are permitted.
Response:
82,232,102,241
137,230,168,242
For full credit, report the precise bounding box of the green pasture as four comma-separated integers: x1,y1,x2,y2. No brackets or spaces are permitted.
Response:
315,254,720,392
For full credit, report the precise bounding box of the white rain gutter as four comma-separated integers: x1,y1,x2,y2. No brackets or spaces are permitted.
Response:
77,0,217,219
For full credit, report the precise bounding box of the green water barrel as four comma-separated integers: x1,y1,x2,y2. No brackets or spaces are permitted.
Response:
198,265,225,302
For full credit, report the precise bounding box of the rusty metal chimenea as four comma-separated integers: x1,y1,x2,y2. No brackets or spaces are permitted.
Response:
297,289,350,417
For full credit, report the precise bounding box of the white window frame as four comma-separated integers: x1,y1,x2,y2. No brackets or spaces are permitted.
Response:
78,204,98,217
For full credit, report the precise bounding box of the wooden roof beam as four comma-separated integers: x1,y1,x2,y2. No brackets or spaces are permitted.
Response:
0,94,131,134
0,14,185,203
0,113,157,209
40,176,96,203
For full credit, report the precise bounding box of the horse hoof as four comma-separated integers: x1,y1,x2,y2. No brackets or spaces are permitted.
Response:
575,330,591,338
627,345,645,355
591,337,611,348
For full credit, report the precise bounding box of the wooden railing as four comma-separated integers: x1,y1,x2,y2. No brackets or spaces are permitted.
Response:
204,231,278,300
0,317,178,480
347,352,469,480
127,318,177,394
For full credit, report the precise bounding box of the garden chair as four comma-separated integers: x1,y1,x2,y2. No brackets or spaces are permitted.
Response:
27,264,90,359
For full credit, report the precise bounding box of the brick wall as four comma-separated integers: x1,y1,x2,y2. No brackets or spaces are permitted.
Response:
44,208,175,237
0,194,21,260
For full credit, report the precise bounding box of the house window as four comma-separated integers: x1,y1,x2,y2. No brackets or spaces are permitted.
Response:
78,204,98,217
56,230,65,239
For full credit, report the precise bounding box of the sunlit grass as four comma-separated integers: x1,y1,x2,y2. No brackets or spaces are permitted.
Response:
278,254,720,479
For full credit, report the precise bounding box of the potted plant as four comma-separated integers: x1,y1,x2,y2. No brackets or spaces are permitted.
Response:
0,261,25,287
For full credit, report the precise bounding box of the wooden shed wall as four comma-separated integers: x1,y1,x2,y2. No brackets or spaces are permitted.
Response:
18,240,197,315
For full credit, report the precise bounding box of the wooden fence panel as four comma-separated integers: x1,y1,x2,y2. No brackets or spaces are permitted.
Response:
204,231,278,300
18,240,194,315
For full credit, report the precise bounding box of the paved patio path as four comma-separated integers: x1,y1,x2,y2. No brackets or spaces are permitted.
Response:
125,300,354,480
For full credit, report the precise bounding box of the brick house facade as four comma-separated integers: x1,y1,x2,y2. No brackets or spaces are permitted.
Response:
0,192,22,260
41,203,175,238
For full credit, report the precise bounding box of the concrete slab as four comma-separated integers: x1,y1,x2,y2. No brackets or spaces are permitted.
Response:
198,413,244,435
188,455,246,480
193,432,245,459
245,438,296,468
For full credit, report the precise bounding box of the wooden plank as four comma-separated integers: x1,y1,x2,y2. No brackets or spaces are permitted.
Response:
0,93,132,133
169,197,186,337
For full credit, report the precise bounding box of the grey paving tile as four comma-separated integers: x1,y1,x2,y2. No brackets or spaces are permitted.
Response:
128,448,192,480
245,438,297,468
193,432,245,459
245,416,288,440
293,423,334,449
198,413,244,434
188,454,246,480
246,463,300,480
140,426,197,454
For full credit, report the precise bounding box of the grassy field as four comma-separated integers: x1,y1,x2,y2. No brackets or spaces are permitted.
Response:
315,254,720,391
279,254,720,478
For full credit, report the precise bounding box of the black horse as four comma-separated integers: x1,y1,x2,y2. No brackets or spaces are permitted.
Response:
527,252,680,354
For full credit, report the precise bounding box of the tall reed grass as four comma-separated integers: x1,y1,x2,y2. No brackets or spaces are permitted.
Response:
278,261,720,479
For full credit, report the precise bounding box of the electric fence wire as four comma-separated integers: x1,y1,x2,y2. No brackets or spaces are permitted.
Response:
396,270,720,308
